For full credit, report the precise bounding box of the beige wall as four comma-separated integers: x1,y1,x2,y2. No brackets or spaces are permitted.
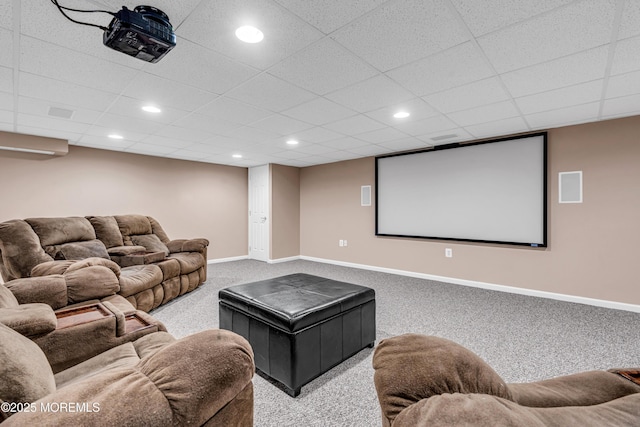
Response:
0,144,248,261
300,115,640,306
270,164,300,260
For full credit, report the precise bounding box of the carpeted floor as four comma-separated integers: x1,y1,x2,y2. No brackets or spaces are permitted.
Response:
152,259,640,427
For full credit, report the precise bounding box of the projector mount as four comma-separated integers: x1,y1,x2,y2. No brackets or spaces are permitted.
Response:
50,0,176,63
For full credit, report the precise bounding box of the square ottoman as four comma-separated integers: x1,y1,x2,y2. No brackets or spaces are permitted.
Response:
219,273,376,396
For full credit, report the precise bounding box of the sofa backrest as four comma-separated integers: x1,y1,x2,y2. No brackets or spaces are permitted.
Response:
25,217,109,262
0,220,54,281
114,215,170,255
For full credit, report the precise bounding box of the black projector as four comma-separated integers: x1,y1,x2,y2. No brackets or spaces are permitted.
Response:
103,5,176,63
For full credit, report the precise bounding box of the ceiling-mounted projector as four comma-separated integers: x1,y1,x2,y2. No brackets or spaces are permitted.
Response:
103,5,176,63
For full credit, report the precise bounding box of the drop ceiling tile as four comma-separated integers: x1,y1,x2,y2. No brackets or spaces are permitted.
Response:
273,158,315,167
77,133,136,150
173,113,241,135
463,116,529,139
292,126,344,143
332,0,468,71
221,125,281,143
321,150,364,161
144,38,259,95
274,0,387,34
0,66,11,93
17,113,90,134
251,114,314,136
179,142,227,155
320,136,369,150
618,1,640,40
281,97,355,126
16,125,82,142
478,0,615,73
83,125,148,142
225,73,316,112
364,98,439,126
177,0,324,70
94,112,165,135
197,96,272,125
386,42,494,96
270,149,310,160
20,37,139,94
602,93,640,119
448,100,519,126
516,80,603,114
126,142,178,156
296,143,341,155
378,137,429,151
164,149,212,162
451,0,574,36
241,142,286,155
268,38,377,95
105,96,189,124
501,46,609,97
611,35,640,76
0,92,11,110
416,128,474,145
324,114,386,135
0,110,13,126
19,73,118,111
122,73,218,112
526,102,600,129
423,77,510,113
325,75,414,113
0,1,11,29
395,114,458,136
141,134,194,149
355,127,411,144
606,71,640,99
0,28,11,68
346,144,393,157
17,97,101,124
151,126,211,143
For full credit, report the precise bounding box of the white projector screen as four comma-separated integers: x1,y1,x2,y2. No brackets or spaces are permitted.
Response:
375,133,547,247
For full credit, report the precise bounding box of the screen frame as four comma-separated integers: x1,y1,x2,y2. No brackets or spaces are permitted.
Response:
374,132,548,247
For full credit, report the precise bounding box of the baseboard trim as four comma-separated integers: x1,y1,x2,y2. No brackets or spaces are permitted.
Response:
299,256,640,313
268,256,301,264
208,255,249,264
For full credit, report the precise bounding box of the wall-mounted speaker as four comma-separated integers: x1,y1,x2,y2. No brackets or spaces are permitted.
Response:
361,185,371,206
559,171,582,203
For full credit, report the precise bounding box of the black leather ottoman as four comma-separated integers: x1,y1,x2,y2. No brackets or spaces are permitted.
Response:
218,273,376,397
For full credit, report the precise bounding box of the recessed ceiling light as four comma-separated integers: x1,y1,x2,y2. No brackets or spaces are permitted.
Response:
235,25,264,43
393,111,410,119
286,139,299,145
142,105,161,113
232,154,243,159
108,134,124,140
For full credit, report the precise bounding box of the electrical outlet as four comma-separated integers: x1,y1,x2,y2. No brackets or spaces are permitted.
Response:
339,240,344,247
344,240,348,247
445,248,453,258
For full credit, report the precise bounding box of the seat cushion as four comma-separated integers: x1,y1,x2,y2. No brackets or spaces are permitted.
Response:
0,323,56,414
168,252,205,275
118,265,163,298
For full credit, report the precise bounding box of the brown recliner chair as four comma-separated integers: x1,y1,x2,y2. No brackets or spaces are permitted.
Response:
373,334,640,427
0,322,255,426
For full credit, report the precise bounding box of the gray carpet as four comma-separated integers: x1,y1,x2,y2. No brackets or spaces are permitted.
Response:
152,259,640,427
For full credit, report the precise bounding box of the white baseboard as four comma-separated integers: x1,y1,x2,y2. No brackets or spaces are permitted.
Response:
207,255,249,264
268,256,301,264
300,256,640,314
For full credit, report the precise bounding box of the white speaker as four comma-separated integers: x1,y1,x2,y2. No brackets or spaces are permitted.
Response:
559,171,582,203
361,185,371,206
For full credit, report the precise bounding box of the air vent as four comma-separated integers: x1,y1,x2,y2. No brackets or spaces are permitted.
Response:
48,107,75,119
430,133,458,142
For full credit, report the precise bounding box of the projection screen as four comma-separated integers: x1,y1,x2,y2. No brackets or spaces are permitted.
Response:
375,133,547,247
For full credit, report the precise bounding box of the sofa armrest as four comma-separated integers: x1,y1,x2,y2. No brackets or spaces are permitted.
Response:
3,329,254,427
0,303,57,337
4,276,68,310
166,238,209,254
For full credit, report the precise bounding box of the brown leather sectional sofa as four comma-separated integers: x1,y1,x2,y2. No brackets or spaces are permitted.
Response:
0,214,209,312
